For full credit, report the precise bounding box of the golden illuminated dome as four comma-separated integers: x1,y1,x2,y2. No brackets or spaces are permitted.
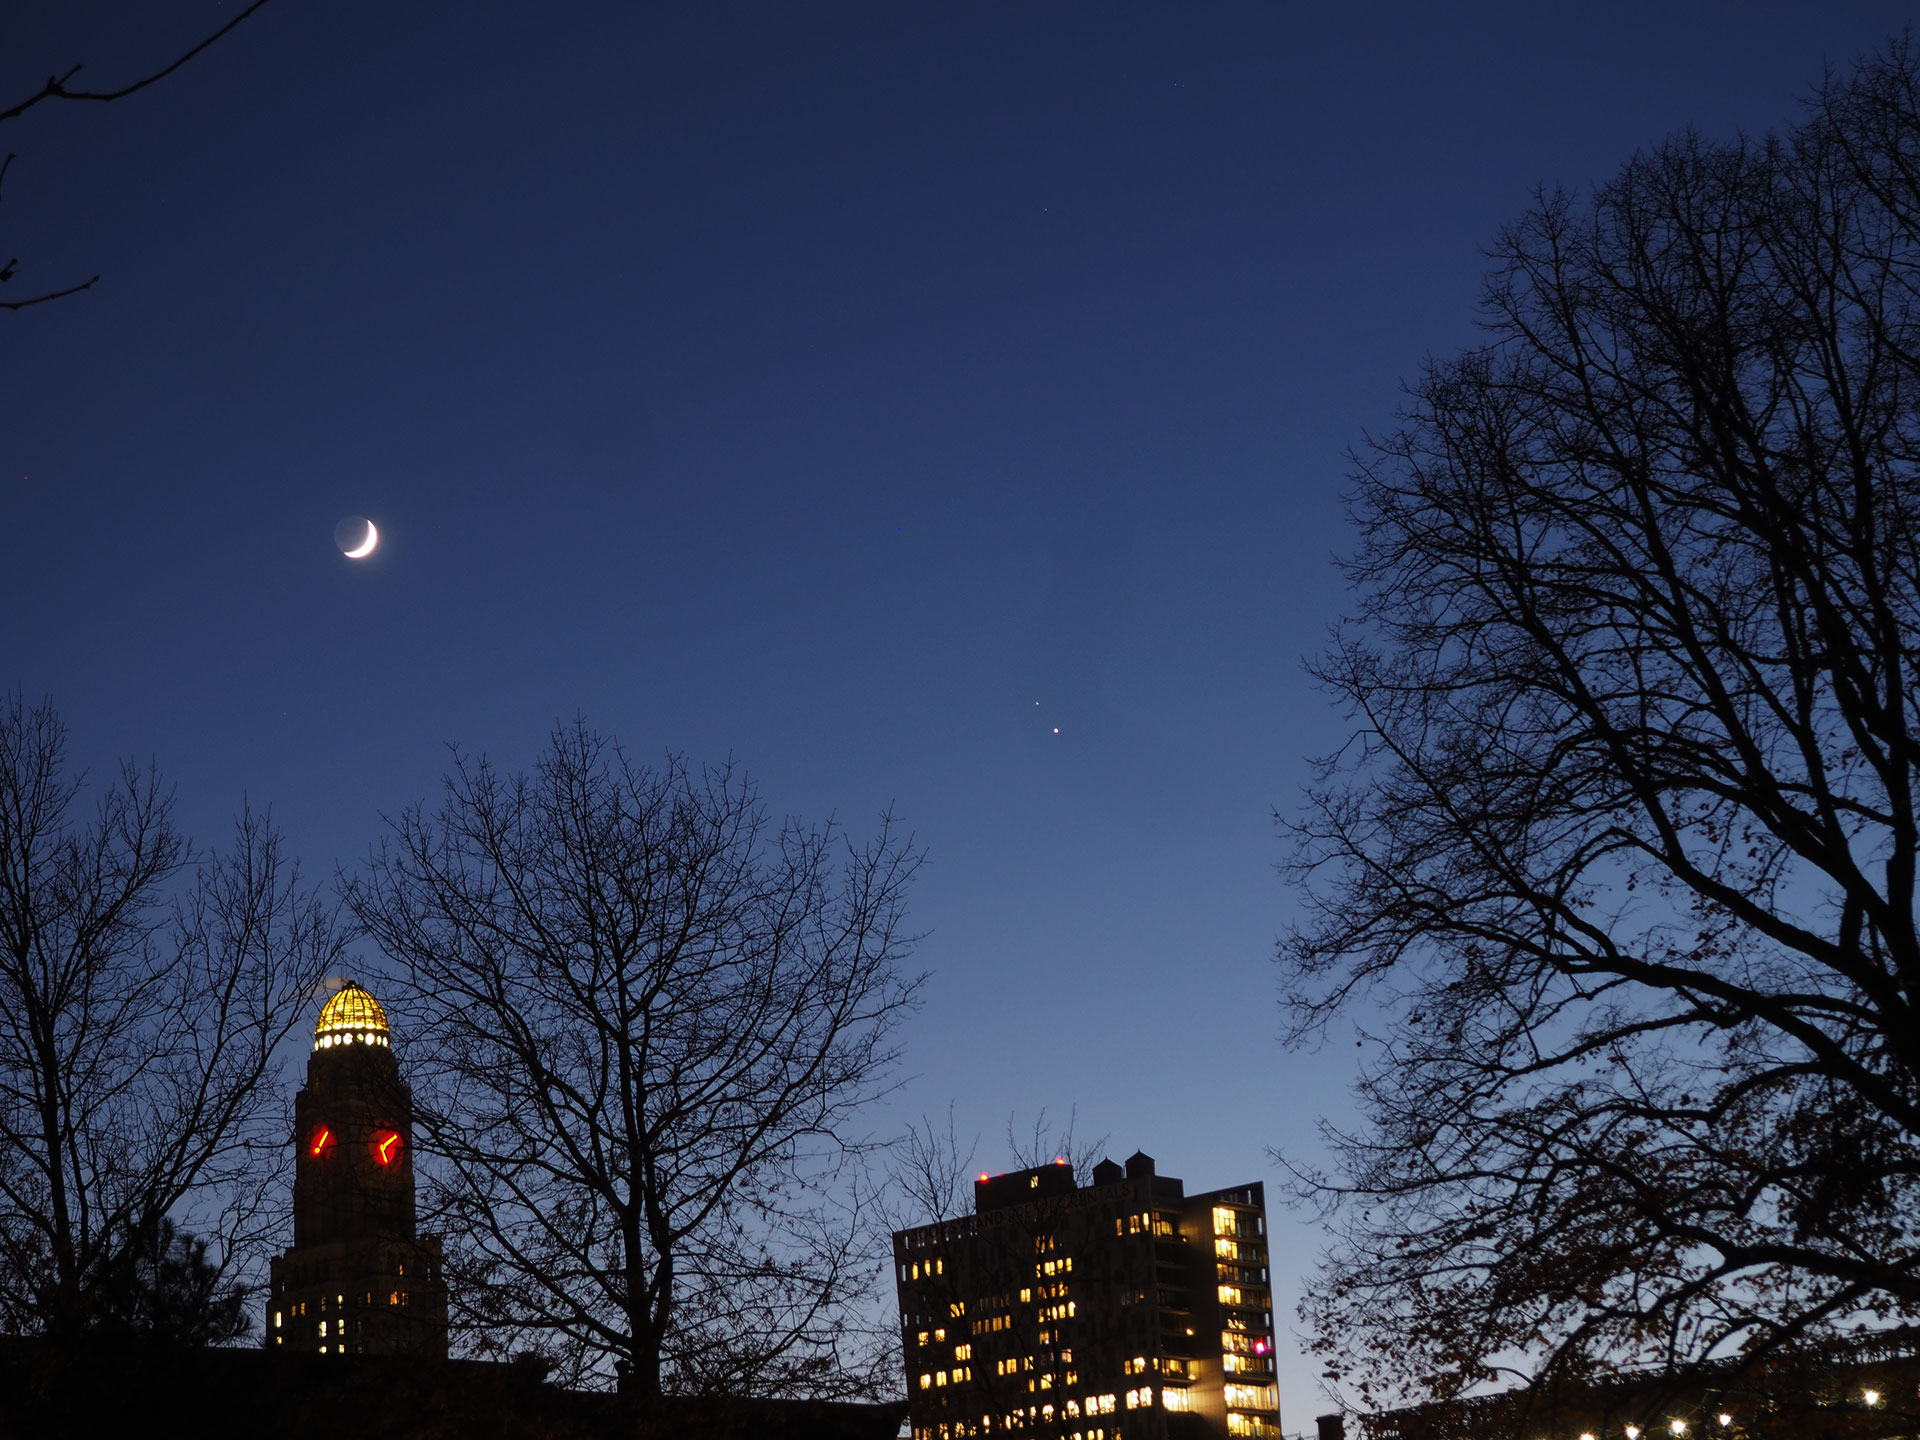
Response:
313,982,392,1051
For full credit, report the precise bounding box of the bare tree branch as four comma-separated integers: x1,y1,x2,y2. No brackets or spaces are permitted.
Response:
1281,36,1920,1415
0,2,276,126
0,696,342,1336
349,719,926,1401
0,1,274,310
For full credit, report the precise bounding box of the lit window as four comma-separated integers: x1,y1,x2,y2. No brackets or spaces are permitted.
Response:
920,1374,932,1390
274,1311,282,1329
319,1320,329,1337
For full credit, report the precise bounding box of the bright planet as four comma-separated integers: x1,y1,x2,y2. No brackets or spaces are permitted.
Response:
333,516,379,559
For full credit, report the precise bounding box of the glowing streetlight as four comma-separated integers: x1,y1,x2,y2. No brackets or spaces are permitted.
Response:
1669,1421,1688,1437
1625,1427,1641,1439
1864,1389,1883,1408
1716,1415,1733,1429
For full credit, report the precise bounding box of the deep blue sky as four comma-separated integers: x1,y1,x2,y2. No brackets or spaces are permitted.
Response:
3,1,1909,1422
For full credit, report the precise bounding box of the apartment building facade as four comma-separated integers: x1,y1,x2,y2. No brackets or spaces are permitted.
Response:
893,1151,1282,1440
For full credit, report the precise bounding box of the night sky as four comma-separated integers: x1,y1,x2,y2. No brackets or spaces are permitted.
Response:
3,1,1909,1422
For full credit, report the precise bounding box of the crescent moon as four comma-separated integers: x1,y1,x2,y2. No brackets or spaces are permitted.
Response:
344,520,379,559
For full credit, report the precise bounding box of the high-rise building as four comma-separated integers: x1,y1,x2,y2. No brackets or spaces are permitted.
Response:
264,982,448,1356
893,1151,1282,1440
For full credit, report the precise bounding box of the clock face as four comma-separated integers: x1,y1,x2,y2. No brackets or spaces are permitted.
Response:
307,1125,335,1159
371,1129,404,1167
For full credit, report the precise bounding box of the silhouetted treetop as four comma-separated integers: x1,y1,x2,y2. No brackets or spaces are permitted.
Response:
1282,37,1920,1413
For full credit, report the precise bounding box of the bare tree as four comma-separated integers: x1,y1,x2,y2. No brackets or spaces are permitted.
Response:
0,696,342,1336
0,0,273,311
1281,37,1920,1414
886,1105,1110,1237
347,719,925,1401
1005,1108,1109,1189
889,1105,980,1228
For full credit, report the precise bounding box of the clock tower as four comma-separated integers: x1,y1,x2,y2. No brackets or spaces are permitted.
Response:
265,982,448,1356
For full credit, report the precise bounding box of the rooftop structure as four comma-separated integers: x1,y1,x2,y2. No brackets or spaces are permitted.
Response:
312,981,391,1047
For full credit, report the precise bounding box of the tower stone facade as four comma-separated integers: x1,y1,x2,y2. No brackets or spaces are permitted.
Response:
265,982,448,1356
